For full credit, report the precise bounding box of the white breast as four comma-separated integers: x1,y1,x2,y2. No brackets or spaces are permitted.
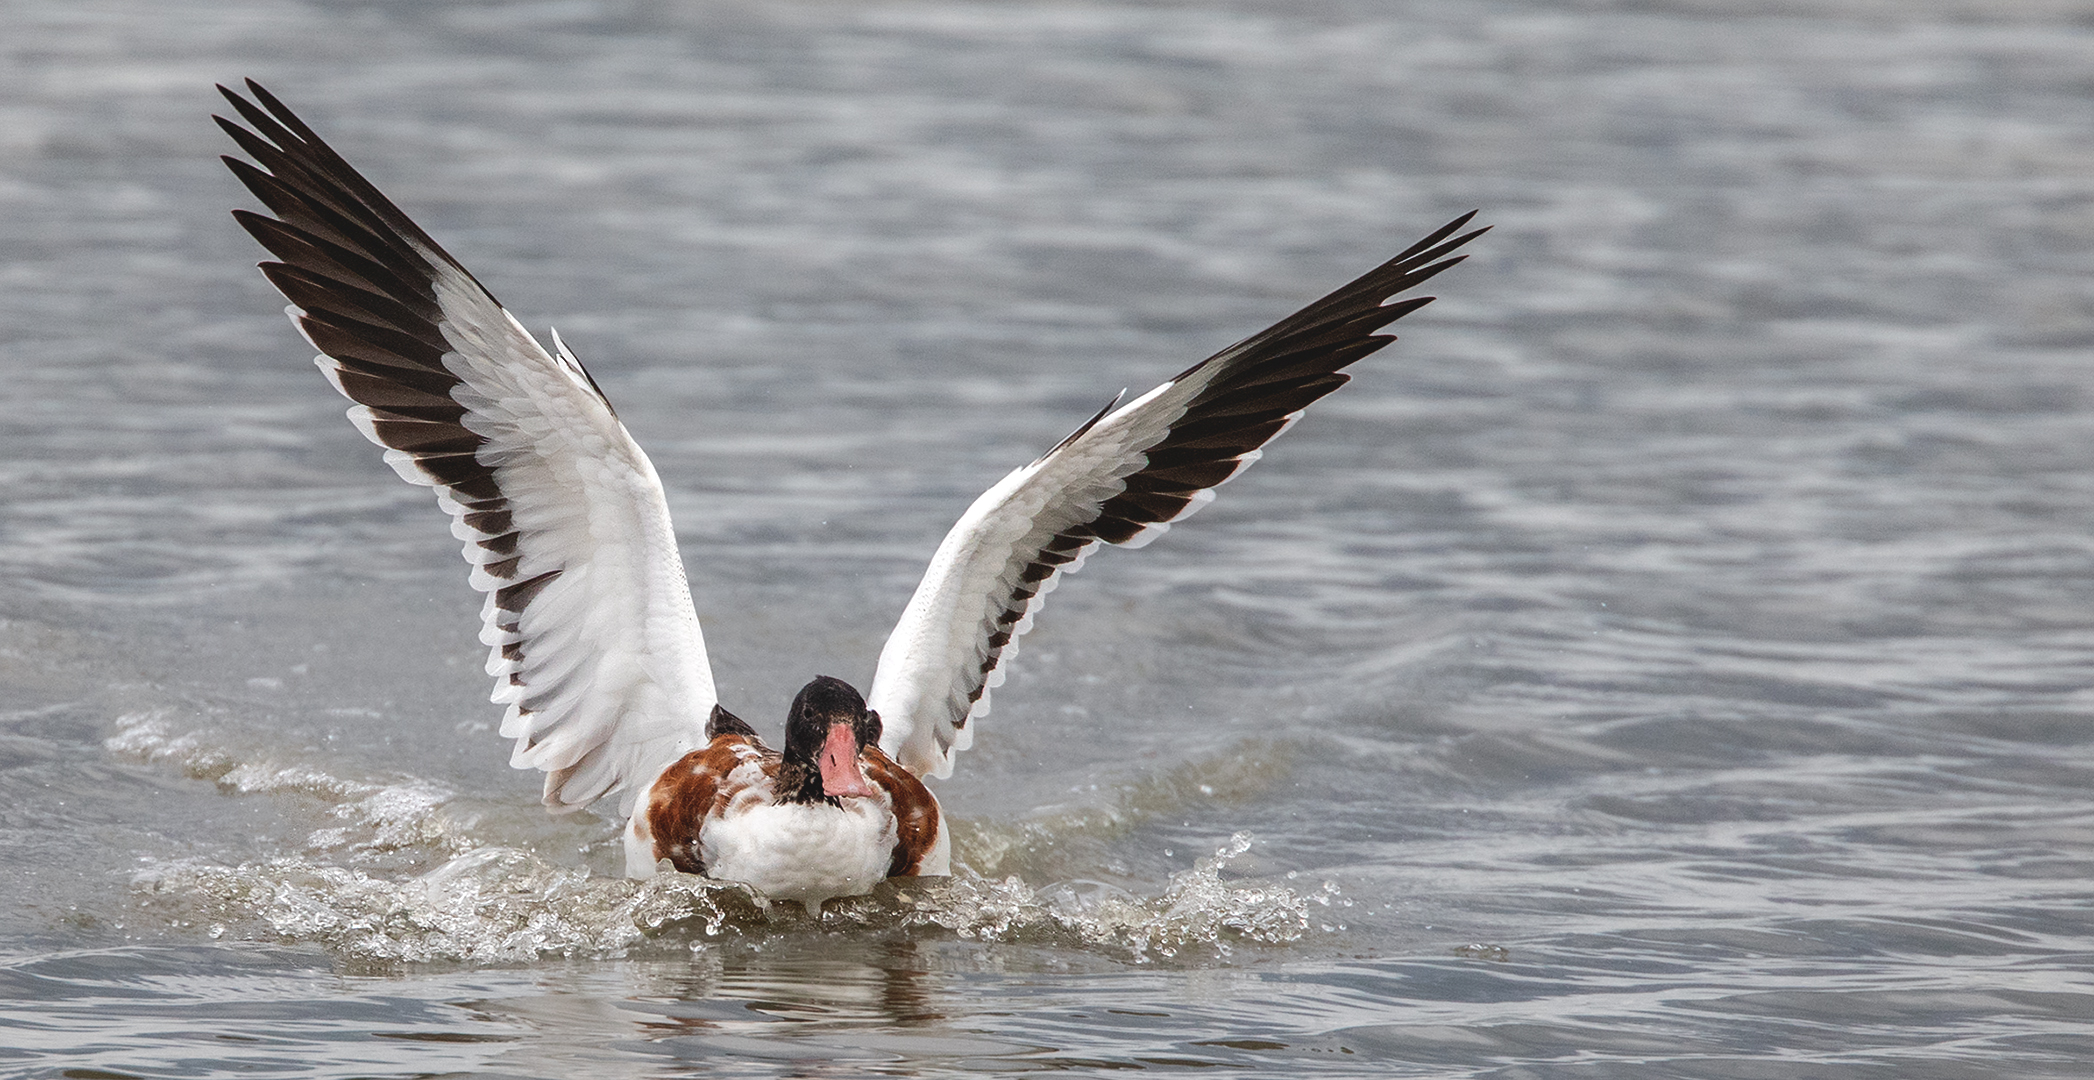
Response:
700,790,898,908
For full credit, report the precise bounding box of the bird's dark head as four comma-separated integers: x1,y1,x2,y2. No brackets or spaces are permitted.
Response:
782,675,881,802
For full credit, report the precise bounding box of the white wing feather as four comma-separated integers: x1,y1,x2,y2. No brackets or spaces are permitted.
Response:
220,82,715,813
869,214,1486,779
869,383,1209,778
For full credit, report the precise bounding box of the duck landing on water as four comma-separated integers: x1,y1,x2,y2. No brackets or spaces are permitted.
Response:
213,79,1484,910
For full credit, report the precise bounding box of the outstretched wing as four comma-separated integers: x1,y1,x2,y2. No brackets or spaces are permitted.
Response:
217,80,716,813
868,213,1485,779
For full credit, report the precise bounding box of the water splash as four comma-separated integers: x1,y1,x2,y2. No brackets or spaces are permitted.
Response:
108,709,480,861
114,712,1339,965
950,739,1295,880
135,834,1333,965
135,849,764,964
893,832,1339,959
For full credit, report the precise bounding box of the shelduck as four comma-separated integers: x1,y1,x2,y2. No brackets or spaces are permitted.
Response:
215,80,1483,909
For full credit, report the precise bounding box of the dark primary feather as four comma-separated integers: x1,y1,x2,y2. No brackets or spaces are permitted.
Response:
1086,212,1482,544
948,213,1485,735
216,81,507,533
217,80,683,811
218,81,554,714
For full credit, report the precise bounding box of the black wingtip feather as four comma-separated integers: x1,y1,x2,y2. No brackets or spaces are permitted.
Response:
220,80,492,295
1391,210,1481,263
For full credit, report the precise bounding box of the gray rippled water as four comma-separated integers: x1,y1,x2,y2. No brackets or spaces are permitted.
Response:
3,0,2092,1076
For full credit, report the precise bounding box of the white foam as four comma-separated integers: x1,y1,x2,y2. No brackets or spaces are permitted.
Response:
887,832,1340,960
115,712,1339,964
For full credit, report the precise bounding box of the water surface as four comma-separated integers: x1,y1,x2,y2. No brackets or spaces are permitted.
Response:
2,0,2092,1075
